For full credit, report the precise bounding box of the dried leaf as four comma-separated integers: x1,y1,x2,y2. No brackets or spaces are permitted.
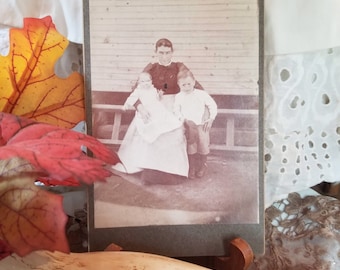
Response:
0,16,84,128
0,239,12,260
36,176,80,187
0,156,38,177
0,112,119,184
0,112,34,145
0,158,69,257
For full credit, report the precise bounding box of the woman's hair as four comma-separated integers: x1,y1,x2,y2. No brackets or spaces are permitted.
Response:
155,38,173,51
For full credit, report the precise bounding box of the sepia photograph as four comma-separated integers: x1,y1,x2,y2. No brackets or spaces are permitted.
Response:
85,0,263,256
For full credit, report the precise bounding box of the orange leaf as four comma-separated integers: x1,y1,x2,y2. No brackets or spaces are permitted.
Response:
0,16,84,128
0,158,69,257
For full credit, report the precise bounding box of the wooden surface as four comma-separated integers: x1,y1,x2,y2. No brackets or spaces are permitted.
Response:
0,238,253,269
1,250,211,270
92,103,258,152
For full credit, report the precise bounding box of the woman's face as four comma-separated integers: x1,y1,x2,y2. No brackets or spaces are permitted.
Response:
156,46,173,66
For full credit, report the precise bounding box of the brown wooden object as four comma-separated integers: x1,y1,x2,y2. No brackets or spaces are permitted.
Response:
214,238,254,270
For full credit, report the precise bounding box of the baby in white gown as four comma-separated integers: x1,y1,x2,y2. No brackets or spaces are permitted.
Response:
123,72,182,143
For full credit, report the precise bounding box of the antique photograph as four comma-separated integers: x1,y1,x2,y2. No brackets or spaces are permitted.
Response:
85,0,263,255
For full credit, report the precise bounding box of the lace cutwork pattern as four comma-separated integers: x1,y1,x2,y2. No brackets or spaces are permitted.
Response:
264,47,340,205
250,193,340,270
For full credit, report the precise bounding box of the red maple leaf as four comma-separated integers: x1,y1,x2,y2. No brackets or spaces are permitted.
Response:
0,239,12,260
0,113,120,258
0,112,119,184
0,170,69,257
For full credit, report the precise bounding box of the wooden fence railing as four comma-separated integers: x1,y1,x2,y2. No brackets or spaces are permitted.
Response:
92,104,258,152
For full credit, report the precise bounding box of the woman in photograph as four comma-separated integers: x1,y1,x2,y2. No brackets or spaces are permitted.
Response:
114,38,204,184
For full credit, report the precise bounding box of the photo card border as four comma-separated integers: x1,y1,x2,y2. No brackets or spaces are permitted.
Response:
84,0,265,257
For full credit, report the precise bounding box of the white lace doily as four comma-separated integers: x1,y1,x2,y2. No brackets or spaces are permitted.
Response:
264,46,340,206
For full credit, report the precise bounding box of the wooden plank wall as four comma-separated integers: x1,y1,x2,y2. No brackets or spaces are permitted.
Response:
88,0,259,96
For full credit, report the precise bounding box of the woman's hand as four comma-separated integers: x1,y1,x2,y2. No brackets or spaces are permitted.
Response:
136,103,151,123
157,89,165,99
202,119,214,132
123,104,134,111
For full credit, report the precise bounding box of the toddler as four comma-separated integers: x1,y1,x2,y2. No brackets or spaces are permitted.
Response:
174,70,217,179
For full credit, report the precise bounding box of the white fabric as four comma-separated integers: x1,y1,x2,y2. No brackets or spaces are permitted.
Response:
265,0,340,55
124,87,182,143
116,121,189,176
264,46,340,206
115,95,189,176
0,0,83,44
174,89,217,125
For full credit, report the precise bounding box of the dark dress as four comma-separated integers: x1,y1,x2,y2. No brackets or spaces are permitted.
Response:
142,62,204,94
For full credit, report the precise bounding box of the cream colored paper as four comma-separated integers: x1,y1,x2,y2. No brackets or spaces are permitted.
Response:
265,0,340,55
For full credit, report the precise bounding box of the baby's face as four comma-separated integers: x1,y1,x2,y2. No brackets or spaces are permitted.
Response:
178,77,195,94
138,74,152,88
